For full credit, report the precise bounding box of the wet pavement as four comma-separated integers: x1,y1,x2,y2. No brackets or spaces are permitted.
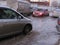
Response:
0,16,60,45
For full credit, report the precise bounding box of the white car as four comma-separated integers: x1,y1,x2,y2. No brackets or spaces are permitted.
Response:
52,9,60,18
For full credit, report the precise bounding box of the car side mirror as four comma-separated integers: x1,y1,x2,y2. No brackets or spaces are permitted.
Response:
18,16,23,19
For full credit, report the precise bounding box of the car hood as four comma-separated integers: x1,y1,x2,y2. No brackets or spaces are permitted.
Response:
24,17,32,21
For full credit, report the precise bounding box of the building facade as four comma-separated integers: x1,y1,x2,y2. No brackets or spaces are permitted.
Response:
27,0,50,6
6,0,18,10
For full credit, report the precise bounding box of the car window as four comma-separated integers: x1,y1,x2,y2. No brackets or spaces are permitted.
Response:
4,9,17,19
37,9,48,11
0,8,17,19
37,9,45,11
37,9,42,11
55,9,60,12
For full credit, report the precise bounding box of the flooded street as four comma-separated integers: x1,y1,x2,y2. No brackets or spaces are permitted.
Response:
0,16,60,45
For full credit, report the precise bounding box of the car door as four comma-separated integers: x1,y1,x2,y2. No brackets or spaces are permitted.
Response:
0,8,23,36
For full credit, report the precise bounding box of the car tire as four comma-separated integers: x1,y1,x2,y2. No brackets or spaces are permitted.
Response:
23,24,32,35
32,14,36,17
45,14,49,16
52,16,58,18
47,13,49,16
32,15,35,17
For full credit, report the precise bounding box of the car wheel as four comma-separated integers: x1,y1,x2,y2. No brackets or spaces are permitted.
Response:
23,24,32,35
32,14,36,17
45,14,49,16
47,13,49,16
52,16,58,18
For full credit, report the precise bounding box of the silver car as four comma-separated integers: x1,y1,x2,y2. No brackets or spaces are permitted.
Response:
0,6,32,37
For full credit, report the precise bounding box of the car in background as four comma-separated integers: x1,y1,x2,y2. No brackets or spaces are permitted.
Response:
32,8,49,17
17,0,32,17
56,17,60,32
0,6,32,38
52,9,60,18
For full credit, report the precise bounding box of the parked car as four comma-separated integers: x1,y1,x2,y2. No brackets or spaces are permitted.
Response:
56,17,60,32
32,8,49,17
0,6,32,38
17,0,32,17
52,9,60,18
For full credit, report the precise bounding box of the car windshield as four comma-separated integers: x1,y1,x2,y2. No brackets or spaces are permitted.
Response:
37,9,43,11
37,9,47,11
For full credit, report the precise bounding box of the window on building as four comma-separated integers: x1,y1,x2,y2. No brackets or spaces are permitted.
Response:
40,0,48,2
30,0,49,2
30,0,39,2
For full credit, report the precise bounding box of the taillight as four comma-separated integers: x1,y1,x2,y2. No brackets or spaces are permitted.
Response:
39,13,43,15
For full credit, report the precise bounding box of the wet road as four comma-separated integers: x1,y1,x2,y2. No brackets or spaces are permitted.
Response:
0,16,60,45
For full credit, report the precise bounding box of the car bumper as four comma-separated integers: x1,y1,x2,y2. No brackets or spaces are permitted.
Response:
33,14,43,17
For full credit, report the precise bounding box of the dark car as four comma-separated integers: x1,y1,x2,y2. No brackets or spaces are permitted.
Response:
56,17,60,32
0,6,32,38
32,9,49,17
